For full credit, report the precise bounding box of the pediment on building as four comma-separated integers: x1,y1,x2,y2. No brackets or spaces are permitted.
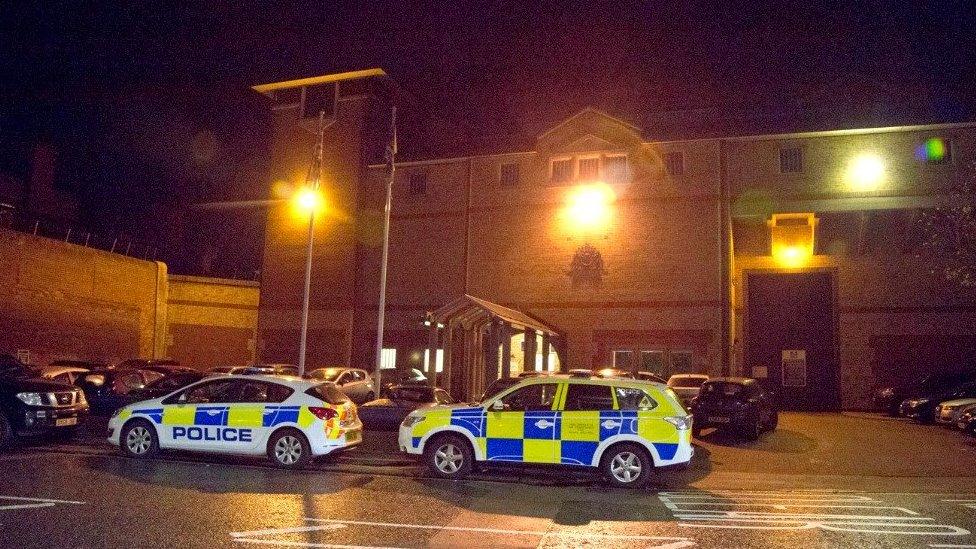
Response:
536,107,643,155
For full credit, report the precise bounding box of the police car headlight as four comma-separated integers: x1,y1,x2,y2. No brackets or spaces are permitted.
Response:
402,415,426,428
16,392,46,406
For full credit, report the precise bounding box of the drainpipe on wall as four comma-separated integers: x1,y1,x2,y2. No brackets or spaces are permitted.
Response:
152,260,169,359
719,140,732,377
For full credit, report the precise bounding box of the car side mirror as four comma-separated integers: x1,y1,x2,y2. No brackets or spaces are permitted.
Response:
490,400,505,411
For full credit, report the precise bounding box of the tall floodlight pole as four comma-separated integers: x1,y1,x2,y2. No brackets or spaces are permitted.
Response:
298,110,326,377
374,106,397,392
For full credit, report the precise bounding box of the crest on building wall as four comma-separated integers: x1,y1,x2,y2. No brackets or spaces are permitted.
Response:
567,243,606,288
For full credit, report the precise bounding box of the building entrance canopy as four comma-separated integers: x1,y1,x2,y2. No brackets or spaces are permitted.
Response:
426,295,561,400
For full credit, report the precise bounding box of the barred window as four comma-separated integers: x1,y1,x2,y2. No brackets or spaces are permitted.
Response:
664,152,685,176
779,147,803,173
605,155,630,183
408,172,427,196
500,163,519,186
578,157,600,180
551,158,573,183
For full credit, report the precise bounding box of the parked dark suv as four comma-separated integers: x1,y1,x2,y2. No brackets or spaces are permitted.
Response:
0,354,89,448
690,377,778,441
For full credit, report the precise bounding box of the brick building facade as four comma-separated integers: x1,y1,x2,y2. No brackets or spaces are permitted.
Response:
254,71,976,410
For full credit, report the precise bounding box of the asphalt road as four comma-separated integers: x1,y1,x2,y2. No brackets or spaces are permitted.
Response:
1,413,976,548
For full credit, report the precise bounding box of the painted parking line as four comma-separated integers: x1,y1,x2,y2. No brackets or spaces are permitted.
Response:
231,517,696,548
658,490,970,536
0,494,86,511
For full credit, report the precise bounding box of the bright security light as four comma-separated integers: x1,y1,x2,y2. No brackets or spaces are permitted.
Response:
293,186,323,215
566,183,615,231
773,244,811,269
846,153,885,192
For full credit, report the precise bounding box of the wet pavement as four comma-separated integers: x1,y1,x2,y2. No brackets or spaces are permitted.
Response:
1,412,975,548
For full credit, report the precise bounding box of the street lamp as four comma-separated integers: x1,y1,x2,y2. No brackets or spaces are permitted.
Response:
293,184,324,377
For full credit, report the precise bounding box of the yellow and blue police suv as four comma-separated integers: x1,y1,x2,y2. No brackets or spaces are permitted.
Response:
108,375,361,468
399,376,692,487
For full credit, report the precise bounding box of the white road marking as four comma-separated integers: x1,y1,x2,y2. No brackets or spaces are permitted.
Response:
235,539,404,549
0,495,86,505
232,524,347,538
659,491,969,536
305,517,691,541
0,503,55,511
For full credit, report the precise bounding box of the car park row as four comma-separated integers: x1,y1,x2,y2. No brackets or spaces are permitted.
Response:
2,353,789,487
875,371,976,435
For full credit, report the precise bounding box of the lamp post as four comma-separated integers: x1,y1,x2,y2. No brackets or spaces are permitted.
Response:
374,106,397,392
296,111,326,377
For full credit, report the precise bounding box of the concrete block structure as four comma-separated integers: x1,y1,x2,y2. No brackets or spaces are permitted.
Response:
254,70,976,409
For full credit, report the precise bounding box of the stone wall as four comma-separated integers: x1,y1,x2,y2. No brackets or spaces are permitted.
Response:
0,228,259,370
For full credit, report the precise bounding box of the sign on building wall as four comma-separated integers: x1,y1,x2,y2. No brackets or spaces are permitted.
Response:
781,349,807,387
15,349,30,365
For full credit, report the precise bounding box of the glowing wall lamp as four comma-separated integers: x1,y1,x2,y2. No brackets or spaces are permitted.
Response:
768,212,818,268
564,182,615,233
845,153,886,192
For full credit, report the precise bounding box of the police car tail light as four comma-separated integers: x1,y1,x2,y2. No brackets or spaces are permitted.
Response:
308,407,338,421
664,415,692,431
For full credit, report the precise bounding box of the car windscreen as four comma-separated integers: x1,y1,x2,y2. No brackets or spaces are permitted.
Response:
145,374,201,393
670,377,707,388
306,383,351,405
480,378,520,401
312,368,343,382
700,382,746,399
392,387,434,402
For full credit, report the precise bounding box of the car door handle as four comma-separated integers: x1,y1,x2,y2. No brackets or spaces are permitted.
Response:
534,419,555,429
601,420,621,429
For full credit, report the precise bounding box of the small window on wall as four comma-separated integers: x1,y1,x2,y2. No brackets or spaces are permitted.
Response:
578,157,600,180
671,351,693,375
423,349,445,373
664,152,685,176
499,162,520,186
380,348,397,370
779,147,803,173
604,154,629,183
551,158,573,183
641,350,665,375
408,172,427,196
613,350,633,371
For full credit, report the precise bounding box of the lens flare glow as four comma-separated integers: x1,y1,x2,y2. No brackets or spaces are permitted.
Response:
915,137,948,163
846,154,885,192
565,183,615,232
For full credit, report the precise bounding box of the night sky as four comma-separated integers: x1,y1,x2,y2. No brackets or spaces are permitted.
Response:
1,1,974,278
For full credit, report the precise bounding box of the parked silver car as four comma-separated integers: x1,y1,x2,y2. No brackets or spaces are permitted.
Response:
306,367,376,404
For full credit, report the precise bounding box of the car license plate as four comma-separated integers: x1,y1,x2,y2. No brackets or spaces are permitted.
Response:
56,417,77,427
710,417,730,423
345,430,361,443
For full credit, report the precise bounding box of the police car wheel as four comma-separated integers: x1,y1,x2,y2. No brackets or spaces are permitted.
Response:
268,429,311,468
424,434,472,480
601,443,651,488
121,420,158,458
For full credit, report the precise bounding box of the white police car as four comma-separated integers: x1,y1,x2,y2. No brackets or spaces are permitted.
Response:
108,375,361,468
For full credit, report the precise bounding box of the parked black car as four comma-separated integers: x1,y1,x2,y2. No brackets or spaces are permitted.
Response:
359,383,455,430
900,381,976,423
79,368,164,415
122,371,207,404
0,354,88,448
875,370,976,416
690,377,778,441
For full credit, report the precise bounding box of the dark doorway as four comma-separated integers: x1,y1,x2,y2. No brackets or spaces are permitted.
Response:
746,271,838,411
